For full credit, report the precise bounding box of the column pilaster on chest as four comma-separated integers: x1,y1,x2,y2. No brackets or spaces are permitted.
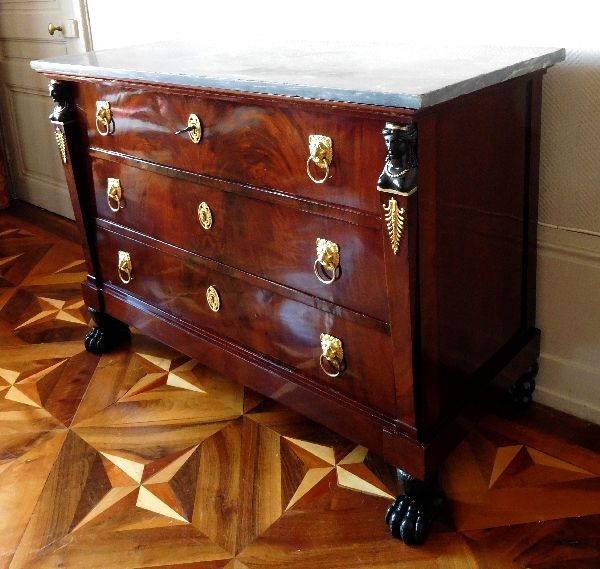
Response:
48,79,101,310
376,120,420,431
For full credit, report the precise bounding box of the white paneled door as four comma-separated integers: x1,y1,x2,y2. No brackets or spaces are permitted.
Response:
0,0,91,219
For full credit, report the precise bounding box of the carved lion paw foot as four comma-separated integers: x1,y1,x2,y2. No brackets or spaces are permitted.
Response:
506,361,539,409
385,491,446,545
84,308,131,355
84,325,130,355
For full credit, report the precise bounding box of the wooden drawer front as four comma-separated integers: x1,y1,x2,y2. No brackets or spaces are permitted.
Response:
77,82,392,215
96,227,397,417
91,157,391,323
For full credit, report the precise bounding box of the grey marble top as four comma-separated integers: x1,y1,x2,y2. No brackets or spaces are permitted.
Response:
31,41,565,109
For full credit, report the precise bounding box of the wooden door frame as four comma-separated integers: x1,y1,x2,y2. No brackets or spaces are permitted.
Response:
68,0,94,53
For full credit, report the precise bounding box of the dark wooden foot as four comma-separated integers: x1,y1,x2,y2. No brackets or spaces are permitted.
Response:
84,307,130,355
385,469,446,545
506,361,539,409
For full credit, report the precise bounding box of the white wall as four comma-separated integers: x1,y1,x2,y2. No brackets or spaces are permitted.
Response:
86,1,597,51
85,0,600,424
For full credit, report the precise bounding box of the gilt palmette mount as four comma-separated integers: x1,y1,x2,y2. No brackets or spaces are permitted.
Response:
383,197,405,255
54,127,67,164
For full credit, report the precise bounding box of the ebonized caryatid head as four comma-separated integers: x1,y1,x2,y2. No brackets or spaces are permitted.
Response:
49,80,74,122
377,123,418,194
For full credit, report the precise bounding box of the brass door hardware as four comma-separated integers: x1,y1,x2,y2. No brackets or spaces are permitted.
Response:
314,238,340,284
383,197,405,254
117,251,133,284
107,178,124,212
306,135,332,184
48,23,62,35
175,114,202,143
197,202,212,229
96,101,114,136
206,286,220,312
320,333,345,377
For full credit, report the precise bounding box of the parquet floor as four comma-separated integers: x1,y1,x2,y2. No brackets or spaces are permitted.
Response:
1,203,600,568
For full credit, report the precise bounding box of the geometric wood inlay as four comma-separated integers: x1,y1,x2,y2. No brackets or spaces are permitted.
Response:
14,297,86,329
120,354,206,400
1,359,67,408
3,209,600,568
489,445,523,488
71,445,201,532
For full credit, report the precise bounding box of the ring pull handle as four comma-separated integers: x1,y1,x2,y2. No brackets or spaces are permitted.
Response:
197,202,212,229
314,238,340,284
107,178,124,212
175,114,202,143
306,134,332,184
96,101,115,136
117,251,133,284
320,333,345,378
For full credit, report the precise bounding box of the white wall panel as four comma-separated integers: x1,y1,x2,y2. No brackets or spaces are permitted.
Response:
536,225,600,423
540,49,600,234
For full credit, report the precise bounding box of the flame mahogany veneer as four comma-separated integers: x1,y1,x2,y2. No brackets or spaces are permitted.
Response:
36,53,551,484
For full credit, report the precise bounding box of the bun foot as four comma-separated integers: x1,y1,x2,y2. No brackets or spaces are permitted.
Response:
506,361,539,409
84,307,130,355
385,469,446,545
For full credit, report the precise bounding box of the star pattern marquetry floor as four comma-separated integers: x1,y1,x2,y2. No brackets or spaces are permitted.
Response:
1,206,600,569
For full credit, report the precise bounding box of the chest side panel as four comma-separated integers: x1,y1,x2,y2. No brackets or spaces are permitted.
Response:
418,75,540,434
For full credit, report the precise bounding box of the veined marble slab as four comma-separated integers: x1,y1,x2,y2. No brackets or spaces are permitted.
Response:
31,40,565,109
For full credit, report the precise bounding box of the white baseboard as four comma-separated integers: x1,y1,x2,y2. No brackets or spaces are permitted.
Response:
535,224,600,425
15,183,75,220
535,353,600,424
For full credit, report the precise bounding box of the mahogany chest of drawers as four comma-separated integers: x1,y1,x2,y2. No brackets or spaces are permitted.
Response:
32,42,564,544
